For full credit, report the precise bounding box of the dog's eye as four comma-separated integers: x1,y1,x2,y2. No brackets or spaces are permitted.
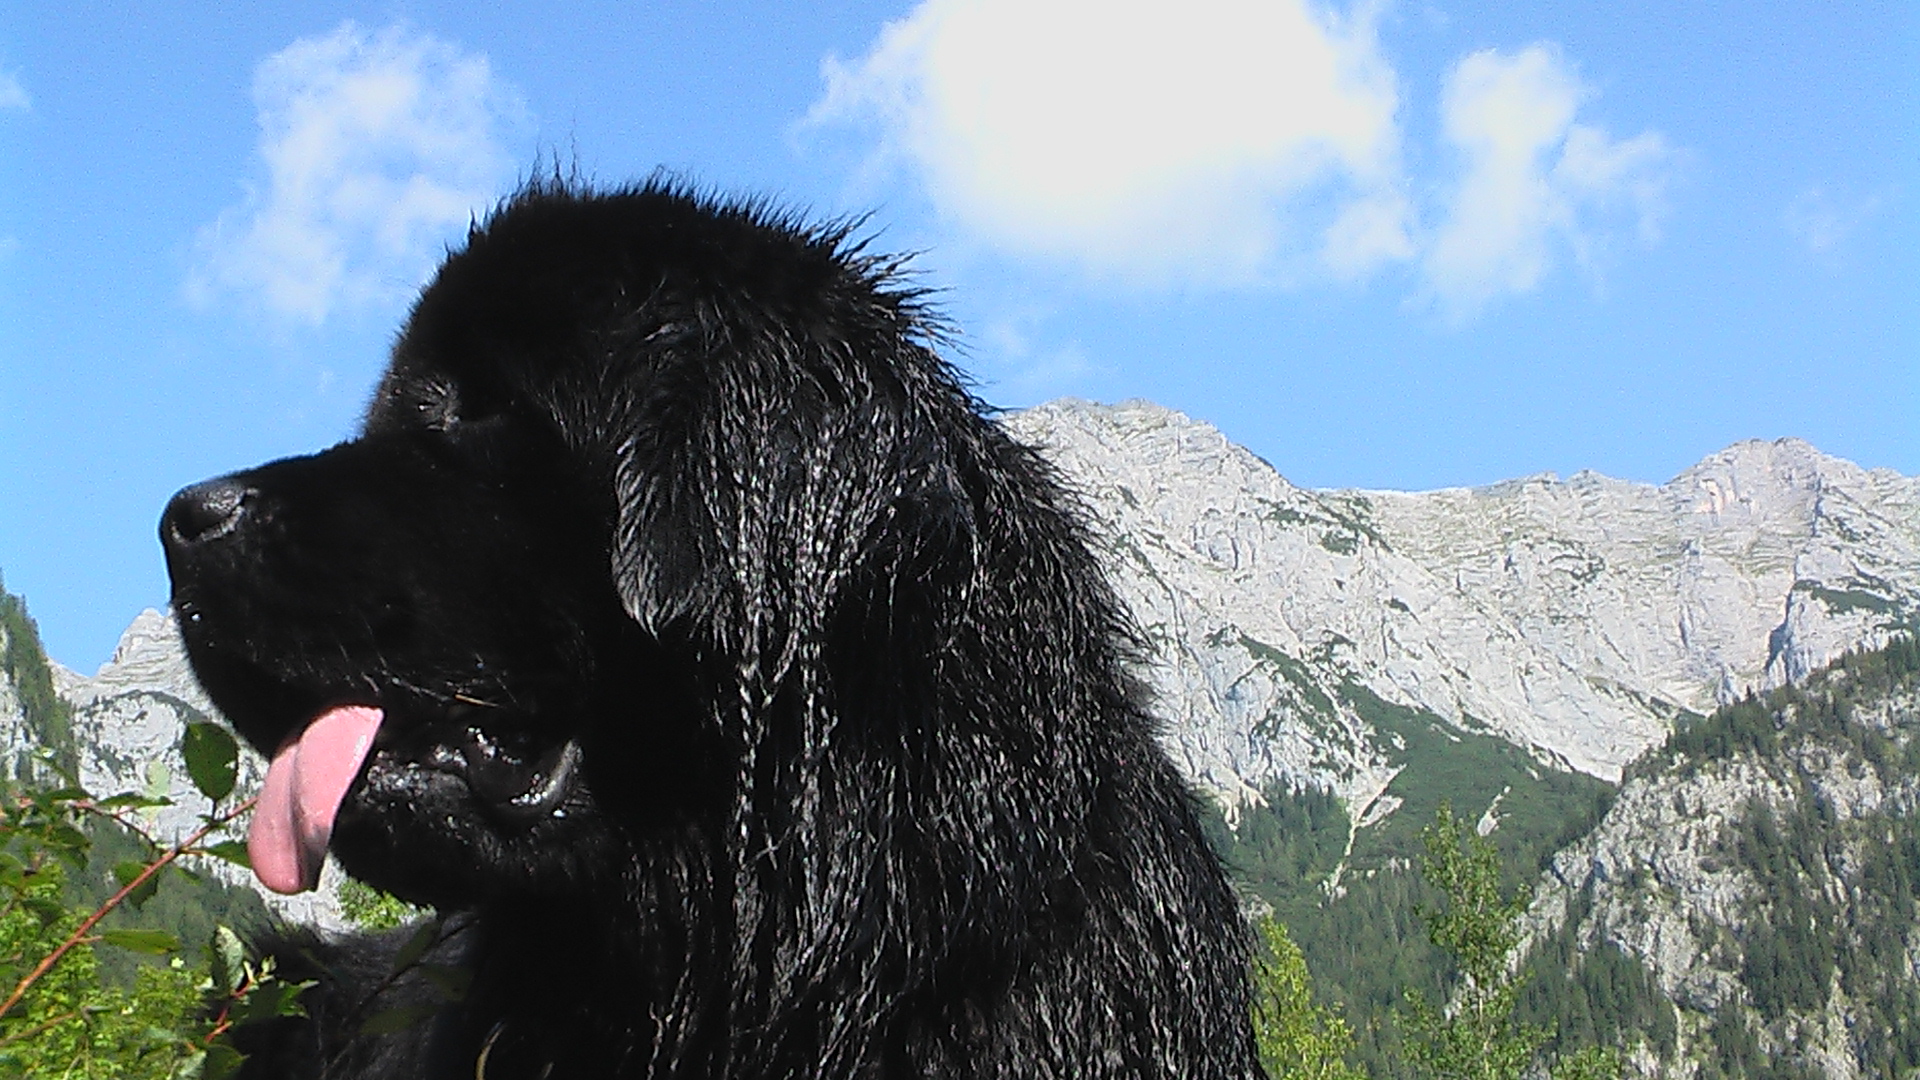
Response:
414,384,460,431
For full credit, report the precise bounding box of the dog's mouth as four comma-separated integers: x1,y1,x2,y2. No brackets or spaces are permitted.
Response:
247,699,583,895
456,722,582,820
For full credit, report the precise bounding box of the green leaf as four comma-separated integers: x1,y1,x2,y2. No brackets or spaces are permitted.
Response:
95,791,174,810
200,1043,247,1080
100,927,182,955
210,925,247,995
113,859,162,909
171,1047,208,1080
48,823,91,863
420,962,472,1002
141,1023,187,1047
201,840,252,868
48,818,90,853
182,722,240,802
270,980,315,1017
391,915,444,971
229,979,312,1024
359,1002,440,1035
22,892,67,926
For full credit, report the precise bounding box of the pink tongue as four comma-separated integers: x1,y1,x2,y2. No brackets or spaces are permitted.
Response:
248,705,384,895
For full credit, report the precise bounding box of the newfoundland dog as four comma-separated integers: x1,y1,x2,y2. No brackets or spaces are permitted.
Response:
161,181,1259,1079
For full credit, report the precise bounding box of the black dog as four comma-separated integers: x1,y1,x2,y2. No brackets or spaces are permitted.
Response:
161,181,1259,1079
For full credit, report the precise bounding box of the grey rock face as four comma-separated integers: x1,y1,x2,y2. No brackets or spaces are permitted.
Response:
1532,674,1920,1078
1003,401,1920,807
0,624,28,775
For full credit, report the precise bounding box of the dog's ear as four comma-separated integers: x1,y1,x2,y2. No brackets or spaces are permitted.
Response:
607,336,934,651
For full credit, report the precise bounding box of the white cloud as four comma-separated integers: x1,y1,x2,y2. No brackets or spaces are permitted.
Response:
977,313,1102,399
1421,45,1672,319
811,8,1676,320
0,69,29,112
189,23,525,324
1323,189,1417,280
806,0,1410,286
1784,187,1885,257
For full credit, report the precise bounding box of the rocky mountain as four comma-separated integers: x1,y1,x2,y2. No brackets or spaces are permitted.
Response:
997,401,1920,1078
1528,636,1920,1079
1,576,79,783
1004,401,1920,816
20,403,1915,849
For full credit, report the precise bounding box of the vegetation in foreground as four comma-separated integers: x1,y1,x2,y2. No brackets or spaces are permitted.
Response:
0,727,305,1078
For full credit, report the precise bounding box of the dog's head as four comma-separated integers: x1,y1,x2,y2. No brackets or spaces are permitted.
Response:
161,184,951,908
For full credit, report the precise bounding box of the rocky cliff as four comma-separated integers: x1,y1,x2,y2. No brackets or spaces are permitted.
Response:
1530,638,1920,1078
1004,401,1920,816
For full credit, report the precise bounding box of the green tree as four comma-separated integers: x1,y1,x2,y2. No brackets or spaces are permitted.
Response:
1250,916,1367,1079
338,877,427,931
1399,803,1547,1080
1399,804,1623,1080
1550,1045,1624,1080
0,578,77,775
0,860,204,1078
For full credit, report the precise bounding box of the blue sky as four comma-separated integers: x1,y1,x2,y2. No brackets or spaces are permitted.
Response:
1,2,1915,671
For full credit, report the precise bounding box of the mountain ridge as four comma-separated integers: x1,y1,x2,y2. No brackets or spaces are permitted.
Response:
1004,400,1919,809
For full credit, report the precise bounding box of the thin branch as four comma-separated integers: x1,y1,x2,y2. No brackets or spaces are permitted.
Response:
0,1006,85,1049
73,799,169,854
0,795,258,1023
201,970,257,1045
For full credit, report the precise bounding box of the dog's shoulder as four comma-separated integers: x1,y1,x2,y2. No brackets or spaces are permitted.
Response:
231,916,476,1080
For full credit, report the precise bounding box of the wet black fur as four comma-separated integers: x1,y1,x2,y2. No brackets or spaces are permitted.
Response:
162,181,1259,1079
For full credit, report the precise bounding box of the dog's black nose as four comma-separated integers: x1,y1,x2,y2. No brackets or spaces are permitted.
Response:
162,478,257,550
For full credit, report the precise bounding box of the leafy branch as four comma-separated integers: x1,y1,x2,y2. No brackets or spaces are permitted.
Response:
0,793,255,1023
0,720,308,1079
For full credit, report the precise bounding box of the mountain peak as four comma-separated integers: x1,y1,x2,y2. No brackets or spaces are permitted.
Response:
58,607,212,713
1670,435,1855,492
